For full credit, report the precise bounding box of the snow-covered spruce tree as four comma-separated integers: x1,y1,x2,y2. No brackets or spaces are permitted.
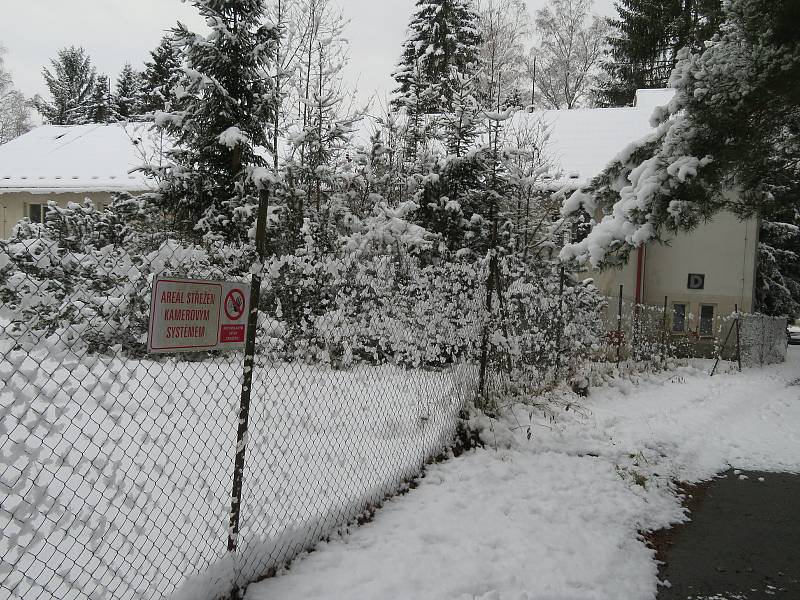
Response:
85,74,117,123
413,72,488,257
34,46,96,125
560,0,800,318
597,0,723,107
151,0,277,244
500,116,554,258
397,60,440,163
115,63,142,120
392,0,482,114
344,130,400,220
757,211,800,319
0,45,32,144
440,71,482,157
138,35,183,116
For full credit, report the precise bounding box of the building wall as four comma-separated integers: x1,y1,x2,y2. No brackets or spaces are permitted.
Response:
584,211,759,335
643,211,758,324
583,257,638,325
0,191,115,240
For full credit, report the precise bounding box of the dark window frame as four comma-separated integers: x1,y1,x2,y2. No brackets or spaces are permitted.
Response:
699,304,716,338
28,203,44,224
672,302,687,334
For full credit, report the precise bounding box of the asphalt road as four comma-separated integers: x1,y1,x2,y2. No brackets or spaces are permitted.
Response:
653,470,800,599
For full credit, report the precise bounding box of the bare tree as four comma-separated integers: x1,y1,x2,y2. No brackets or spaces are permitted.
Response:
264,0,351,167
533,0,608,109
285,0,350,162
0,46,32,144
473,0,531,110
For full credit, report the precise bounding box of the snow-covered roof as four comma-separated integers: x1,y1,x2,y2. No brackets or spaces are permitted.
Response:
1,88,675,196
0,123,161,194
509,88,676,189
351,88,676,190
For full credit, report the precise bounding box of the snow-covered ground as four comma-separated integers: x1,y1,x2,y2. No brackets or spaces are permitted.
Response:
246,348,800,600
1,342,465,600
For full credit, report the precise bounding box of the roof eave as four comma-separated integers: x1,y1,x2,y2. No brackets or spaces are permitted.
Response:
0,185,152,194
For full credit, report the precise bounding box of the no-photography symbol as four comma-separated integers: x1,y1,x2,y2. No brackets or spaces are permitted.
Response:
224,289,246,321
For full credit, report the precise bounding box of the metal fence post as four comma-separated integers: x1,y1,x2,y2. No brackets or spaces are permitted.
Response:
662,295,668,366
735,304,742,371
228,186,270,598
554,266,565,378
616,284,623,366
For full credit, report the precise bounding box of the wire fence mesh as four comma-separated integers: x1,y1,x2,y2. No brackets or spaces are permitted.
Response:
1,202,790,600
0,210,484,600
595,287,789,368
720,313,788,367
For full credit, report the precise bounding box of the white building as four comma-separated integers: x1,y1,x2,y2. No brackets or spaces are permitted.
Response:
0,123,157,239
521,89,758,335
1,95,758,337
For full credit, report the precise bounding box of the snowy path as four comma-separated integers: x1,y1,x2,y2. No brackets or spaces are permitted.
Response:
246,349,800,600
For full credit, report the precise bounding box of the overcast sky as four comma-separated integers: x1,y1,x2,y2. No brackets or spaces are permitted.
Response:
1,0,616,110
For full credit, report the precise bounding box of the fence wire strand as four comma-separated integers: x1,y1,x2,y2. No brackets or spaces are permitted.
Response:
1,212,788,600
0,225,485,600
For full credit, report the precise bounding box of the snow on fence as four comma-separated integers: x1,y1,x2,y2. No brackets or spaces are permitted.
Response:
1,344,470,600
0,241,482,600
598,288,789,368
721,313,788,367
0,205,604,600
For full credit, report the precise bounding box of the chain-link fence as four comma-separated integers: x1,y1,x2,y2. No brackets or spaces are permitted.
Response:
0,205,487,600
596,286,790,368
1,197,610,600
597,292,688,365
4,200,785,600
716,313,788,367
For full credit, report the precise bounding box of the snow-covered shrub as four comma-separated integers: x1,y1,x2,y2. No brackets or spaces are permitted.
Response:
0,197,252,356
322,258,482,367
479,257,606,406
257,253,340,360
258,253,482,368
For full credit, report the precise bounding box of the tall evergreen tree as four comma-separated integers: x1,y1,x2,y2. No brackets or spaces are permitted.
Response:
598,0,723,106
115,63,142,120
85,75,116,123
151,0,277,243
758,212,800,319
138,35,182,116
392,0,482,114
563,0,800,317
35,46,96,125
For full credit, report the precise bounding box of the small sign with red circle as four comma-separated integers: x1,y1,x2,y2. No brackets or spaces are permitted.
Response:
147,276,250,354
224,289,247,321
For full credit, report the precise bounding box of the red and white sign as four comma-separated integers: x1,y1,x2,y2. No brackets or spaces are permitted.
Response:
147,275,250,354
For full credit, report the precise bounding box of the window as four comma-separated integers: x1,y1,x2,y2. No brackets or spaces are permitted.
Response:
699,305,715,337
672,303,686,333
28,203,44,223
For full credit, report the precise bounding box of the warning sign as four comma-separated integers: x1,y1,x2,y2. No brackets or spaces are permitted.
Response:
147,275,251,354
